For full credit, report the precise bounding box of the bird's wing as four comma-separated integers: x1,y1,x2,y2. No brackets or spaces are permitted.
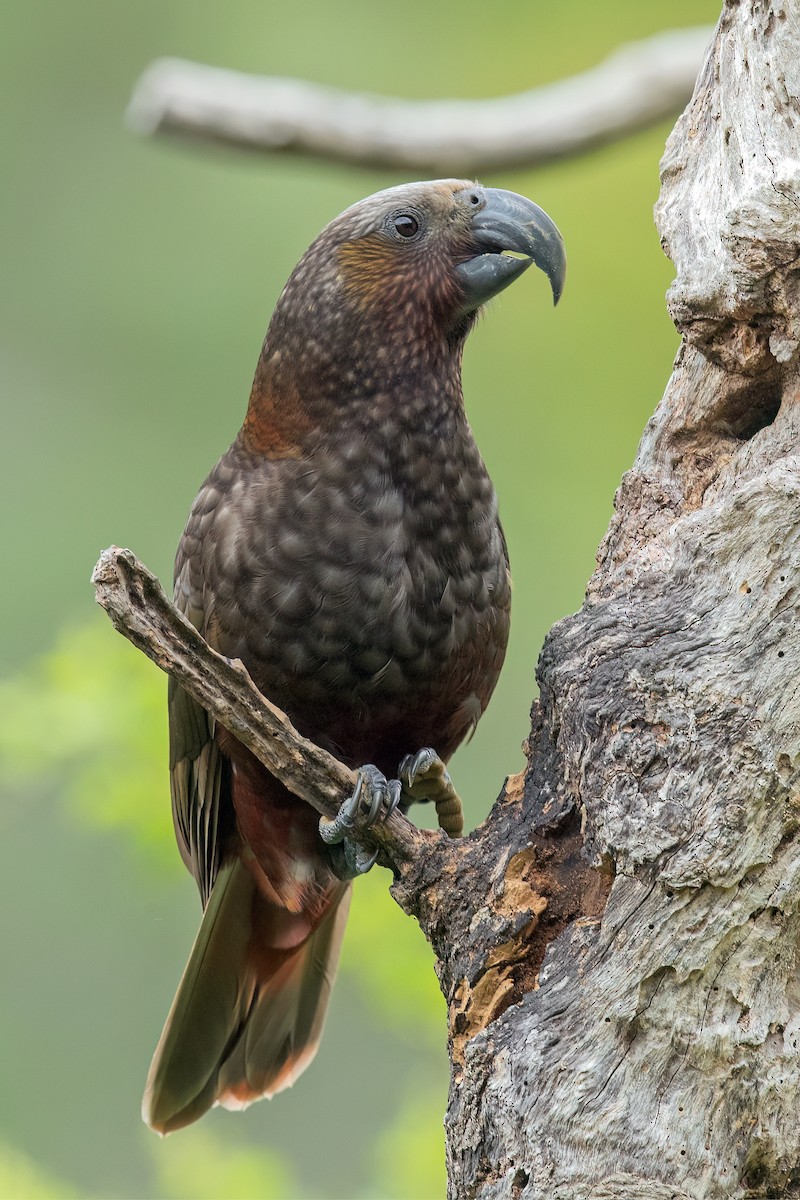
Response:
169,539,229,907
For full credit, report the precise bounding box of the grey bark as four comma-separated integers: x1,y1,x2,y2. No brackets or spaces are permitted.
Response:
440,2,800,1196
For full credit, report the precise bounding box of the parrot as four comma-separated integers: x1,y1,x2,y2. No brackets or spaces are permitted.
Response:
143,179,565,1133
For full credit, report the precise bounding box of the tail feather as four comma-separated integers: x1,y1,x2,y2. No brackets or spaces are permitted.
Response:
143,858,350,1134
218,884,350,1107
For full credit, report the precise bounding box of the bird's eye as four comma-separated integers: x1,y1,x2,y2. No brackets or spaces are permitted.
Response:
392,213,419,239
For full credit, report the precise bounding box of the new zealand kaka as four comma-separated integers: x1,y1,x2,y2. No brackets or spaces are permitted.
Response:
143,179,565,1133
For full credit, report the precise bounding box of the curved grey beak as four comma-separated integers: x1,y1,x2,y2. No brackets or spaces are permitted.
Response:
455,187,566,312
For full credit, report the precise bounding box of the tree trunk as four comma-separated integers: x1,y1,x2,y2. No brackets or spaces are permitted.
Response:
427,2,800,1196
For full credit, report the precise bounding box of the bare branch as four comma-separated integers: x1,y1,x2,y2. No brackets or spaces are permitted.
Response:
91,545,425,866
126,27,712,174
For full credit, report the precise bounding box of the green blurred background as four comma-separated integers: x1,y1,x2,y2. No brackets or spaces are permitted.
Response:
0,2,719,1197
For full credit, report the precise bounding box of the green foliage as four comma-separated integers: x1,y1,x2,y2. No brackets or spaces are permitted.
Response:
149,1128,297,1200
347,870,445,1046
0,1144,81,1200
0,619,175,870
364,1077,449,1200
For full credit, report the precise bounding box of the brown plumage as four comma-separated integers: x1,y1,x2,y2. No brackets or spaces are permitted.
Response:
143,179,565,1133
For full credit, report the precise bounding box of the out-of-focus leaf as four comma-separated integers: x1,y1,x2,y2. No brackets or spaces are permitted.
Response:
0,618,174,869
0,1143,82,1199
345,870,445,1045
362,1073,449,1200
150,1127,298,1200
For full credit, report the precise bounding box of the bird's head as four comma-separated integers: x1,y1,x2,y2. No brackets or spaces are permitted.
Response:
280,179,563,339
244,180,565,450
332,179,564,334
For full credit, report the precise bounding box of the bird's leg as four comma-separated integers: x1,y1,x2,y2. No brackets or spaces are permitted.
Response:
399,748,464,838
319,764,402,878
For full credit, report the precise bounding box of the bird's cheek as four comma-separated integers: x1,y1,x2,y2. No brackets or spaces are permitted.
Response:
337,237,402,312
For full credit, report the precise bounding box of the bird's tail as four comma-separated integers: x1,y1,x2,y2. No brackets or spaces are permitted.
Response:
143,858,350,1134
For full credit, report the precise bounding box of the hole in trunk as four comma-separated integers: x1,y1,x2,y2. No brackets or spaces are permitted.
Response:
511,1167,530,1194
712,376,783,441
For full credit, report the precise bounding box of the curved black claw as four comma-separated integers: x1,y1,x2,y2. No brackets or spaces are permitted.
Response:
326,839,380,879
319,764,402,879
399,747,440,791
398,747,464,838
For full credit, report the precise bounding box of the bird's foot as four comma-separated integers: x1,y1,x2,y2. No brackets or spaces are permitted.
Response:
399,748,464,838
319,764,402,879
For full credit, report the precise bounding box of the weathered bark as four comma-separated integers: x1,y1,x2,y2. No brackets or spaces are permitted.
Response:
438,3,800,1196
99,3,800,1194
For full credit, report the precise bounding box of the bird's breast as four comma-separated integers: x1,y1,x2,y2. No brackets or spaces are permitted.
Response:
186,430,510,766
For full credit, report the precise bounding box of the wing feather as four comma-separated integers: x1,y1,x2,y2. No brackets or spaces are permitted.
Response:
169,552,229,906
